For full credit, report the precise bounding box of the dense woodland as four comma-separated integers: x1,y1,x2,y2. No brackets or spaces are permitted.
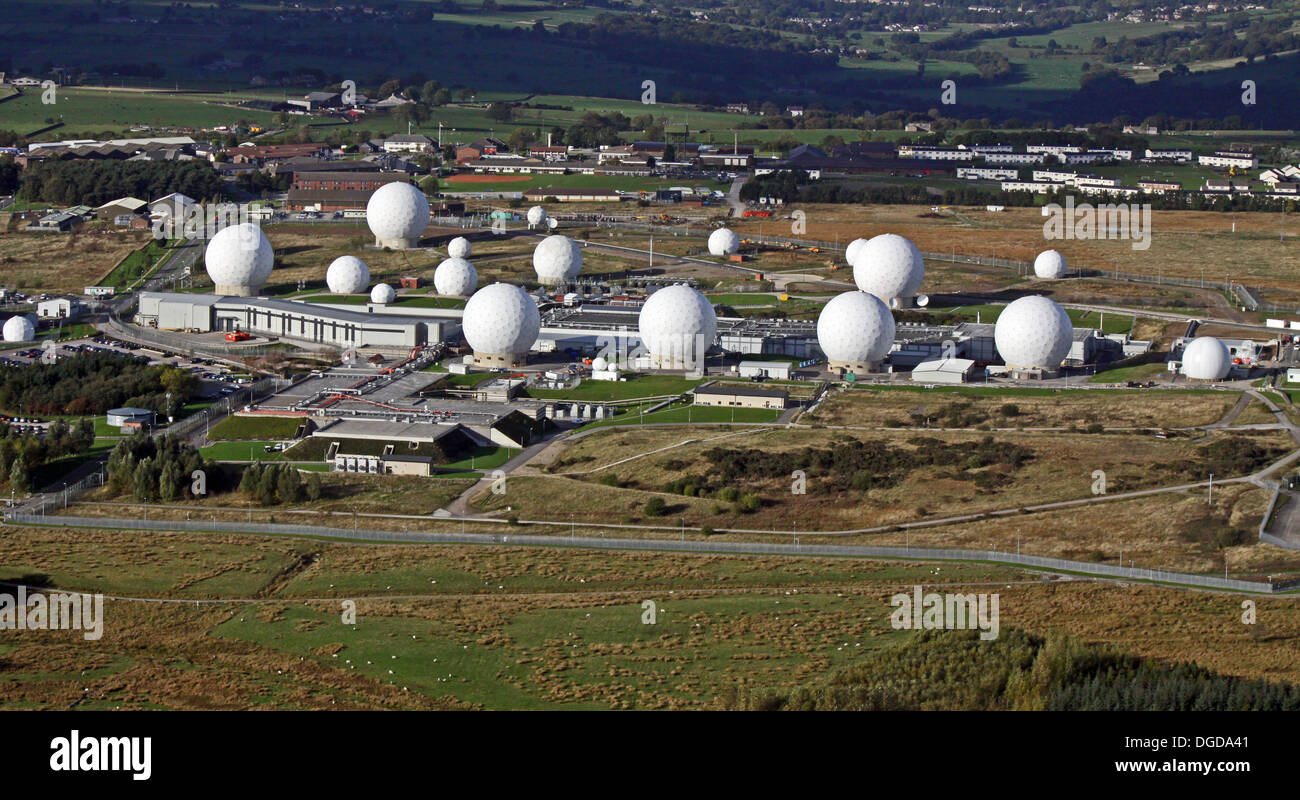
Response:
0,352,198,418
16,160,227,208
107,432,214,502
0,417,95,493
724,628,1300,710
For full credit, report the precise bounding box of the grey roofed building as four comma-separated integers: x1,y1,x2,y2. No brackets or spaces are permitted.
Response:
134,292,457,349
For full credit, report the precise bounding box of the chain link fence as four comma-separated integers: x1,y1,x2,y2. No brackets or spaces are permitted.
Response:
4,512,1287,593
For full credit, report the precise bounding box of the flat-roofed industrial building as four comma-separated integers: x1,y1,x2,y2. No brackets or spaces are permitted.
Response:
136,292,456,349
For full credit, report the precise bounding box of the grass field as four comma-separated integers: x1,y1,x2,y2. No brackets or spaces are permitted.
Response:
199,441,286,462
206,415,304,441
0,230,149,292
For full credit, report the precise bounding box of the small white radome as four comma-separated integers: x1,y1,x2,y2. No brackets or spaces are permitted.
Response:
1033,249,1068,279
707,228,740,256
433,257,478,296
2,315,35,342
1181,336,1231,380
447,236,472,259
533,235,582,283
325,255,369,294
370,283,396,304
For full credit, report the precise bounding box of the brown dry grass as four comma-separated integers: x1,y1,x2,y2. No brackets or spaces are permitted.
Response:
730,204,1300,291
0,230,147,291
809,385,1236,429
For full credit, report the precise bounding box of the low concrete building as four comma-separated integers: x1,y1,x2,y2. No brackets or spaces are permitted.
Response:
737,360,792,380
910,357,976,384
692,385,787,410
36,297,85,319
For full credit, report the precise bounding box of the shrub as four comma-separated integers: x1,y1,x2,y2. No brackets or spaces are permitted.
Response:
1000,403,1020,417
644,497,667,516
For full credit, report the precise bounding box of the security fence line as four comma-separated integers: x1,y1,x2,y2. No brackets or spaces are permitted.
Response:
4,513,1290,594
18,375,293,516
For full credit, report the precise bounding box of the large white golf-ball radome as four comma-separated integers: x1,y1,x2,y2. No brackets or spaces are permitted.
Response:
205,222,274,295
366,182,429,246
462,283,541,356
2,315,35,342
707,228,740,257
994,295,1073,370
447,236,472,259
533,235,582,284
1033,249,1068,279
370,283,396,304
851,233,924,306
325,255,369,294
1181,336,1231,380
434,257,477,296
638,284,717,366
817,291,896,366
526,206,548,227
844,237,869,266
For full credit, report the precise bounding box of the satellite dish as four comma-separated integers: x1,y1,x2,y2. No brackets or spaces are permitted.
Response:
915,294,931,308
546,218,559,230
341,348,359,365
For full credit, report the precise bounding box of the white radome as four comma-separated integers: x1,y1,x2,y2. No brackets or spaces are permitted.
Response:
817,291,896,367
1181,336,1231,380
526,206,548,227
325,255,369,294
1033,249,1068,280
591,356,609,371
851,233,924,307
2,315,35,342
707,228,740,257
205,222,274,296
370,283,396,304
366,182,429,247
533,235,582,284
845,237,869,266
462,283,541,356
434,257,478,296
638,284,717,367
447,236,472,259
994,295,1073,370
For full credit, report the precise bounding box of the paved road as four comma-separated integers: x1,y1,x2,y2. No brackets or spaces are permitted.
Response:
726,176,748,217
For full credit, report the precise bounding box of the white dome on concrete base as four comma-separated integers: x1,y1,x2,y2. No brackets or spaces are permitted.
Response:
205,223,274,296
370,283,396,304
638,284,717,370
817,291,896,374
366,182,429,249
994,295,1073,371
851,233,924,308
462,283,541,367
